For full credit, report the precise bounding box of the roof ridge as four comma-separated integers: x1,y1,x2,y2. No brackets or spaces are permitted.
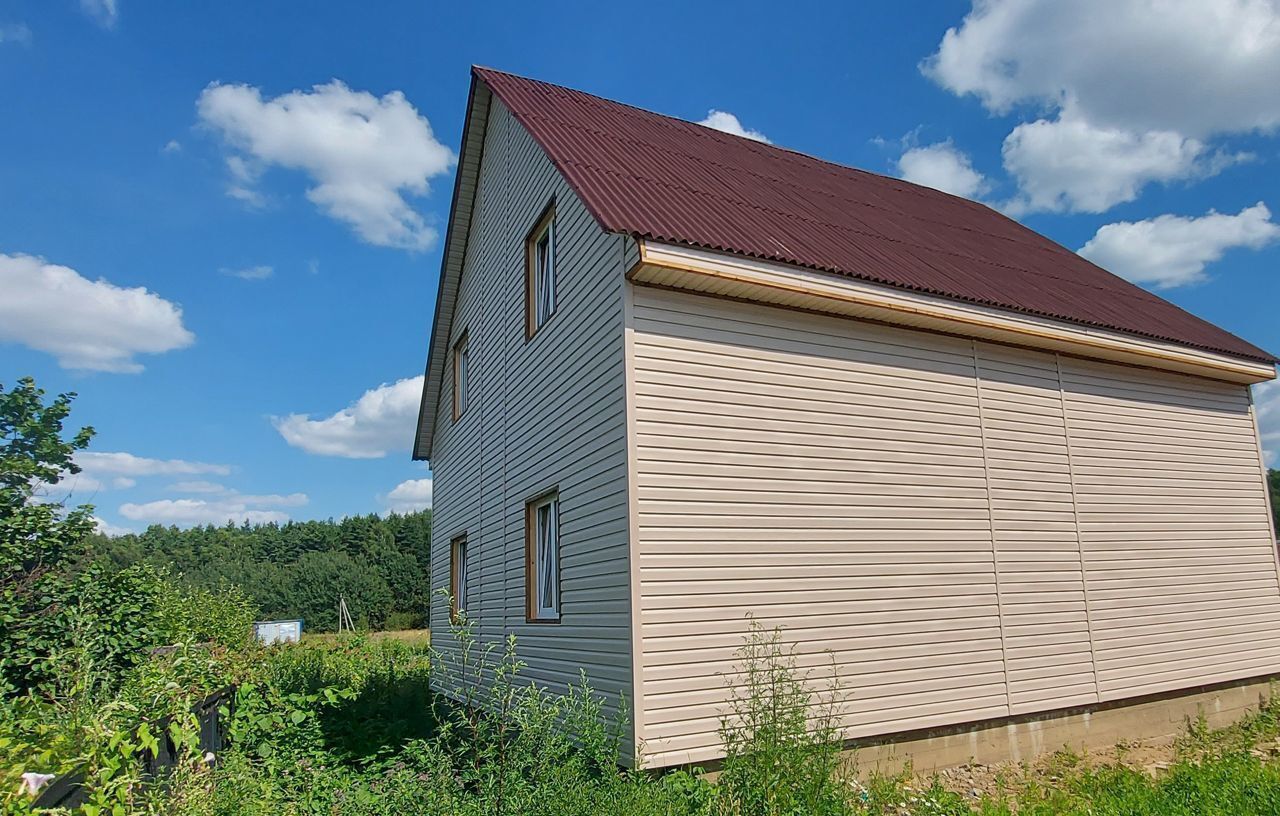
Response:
473,65,995,209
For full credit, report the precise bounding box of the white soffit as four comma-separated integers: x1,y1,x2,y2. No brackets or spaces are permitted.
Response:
632,241,1277,386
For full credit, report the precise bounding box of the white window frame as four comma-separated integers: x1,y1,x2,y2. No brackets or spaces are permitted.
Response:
525,201,557,338
526,492,560,622
452,332,469,420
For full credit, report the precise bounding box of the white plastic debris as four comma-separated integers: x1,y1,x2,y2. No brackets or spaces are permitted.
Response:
20,772,56,796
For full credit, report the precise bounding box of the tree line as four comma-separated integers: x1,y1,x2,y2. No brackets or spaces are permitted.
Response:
90,510,432,632
1271,468,1280,535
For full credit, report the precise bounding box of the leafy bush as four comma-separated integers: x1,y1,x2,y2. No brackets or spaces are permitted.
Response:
714,621,851,816
154,579,258,650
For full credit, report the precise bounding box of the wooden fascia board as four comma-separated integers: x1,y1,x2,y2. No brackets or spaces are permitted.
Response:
632,240,1277,386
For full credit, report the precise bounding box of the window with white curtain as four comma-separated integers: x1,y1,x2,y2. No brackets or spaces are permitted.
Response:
526,492,559,621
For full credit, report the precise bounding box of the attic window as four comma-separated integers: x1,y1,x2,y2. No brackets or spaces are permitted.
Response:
525,201,557,338
452,332,470,421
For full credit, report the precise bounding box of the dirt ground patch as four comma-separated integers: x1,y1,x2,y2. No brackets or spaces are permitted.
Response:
925,713,1280,805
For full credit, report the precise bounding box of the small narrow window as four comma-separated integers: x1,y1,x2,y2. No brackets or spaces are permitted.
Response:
526,492,560,621
452,332,469,420
525,202,557,338
450,535,468,621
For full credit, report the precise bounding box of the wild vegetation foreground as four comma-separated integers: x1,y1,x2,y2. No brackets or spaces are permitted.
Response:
7,377,1280,815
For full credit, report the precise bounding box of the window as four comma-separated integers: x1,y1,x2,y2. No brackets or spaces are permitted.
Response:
450,535,468,621
525,202,557,337
452,332,469,420
525,492,560,621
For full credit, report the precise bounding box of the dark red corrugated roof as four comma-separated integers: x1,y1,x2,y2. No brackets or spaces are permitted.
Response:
475,66,1276,364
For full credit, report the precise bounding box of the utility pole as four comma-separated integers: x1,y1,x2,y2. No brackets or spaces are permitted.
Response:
337,596,356,633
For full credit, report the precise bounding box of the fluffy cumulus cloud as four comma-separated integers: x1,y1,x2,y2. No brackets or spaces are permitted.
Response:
1000,112,1228,214
0,252,194,373
697,110,771,143
118,477,306,527
78,451,232,478
197,80,454,250
119,496,303,527
384,478,433,513
896,141,988,199
1258,379,1280,466
1078,202,1280,288
273,375,422,458
924,0,1280,213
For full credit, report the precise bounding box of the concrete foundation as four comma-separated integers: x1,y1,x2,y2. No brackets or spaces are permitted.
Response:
843,674,1278,775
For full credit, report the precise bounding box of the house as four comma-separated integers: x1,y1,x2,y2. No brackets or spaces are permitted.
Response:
413,66,1280,769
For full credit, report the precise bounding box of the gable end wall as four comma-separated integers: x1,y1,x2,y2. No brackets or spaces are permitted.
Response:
427,98,633,745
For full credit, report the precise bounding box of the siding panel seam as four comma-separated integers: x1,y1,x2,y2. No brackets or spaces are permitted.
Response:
1055,352,1103,702
973,340,1014,715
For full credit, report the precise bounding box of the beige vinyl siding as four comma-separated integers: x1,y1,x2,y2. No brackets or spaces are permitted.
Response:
976,344,1099,713
1061,357,1280,699
429,97,633,739
630,285,1279,767
631,286,1005,765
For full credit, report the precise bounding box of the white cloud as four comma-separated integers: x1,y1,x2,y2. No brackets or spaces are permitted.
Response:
118,478,306,527
197,80,454,250
1078,202,1280,288
384,478,432,513
697,110,771,143
1000,110,1222,214
924,0,1280,136
897,141,987,199
219,264,273,280
924,0,1280,213
1257,379,1279,467
93,516,135,537
162,139,181,154
0,22,32,44
0,252,194,372
79,0,118,28
273,375,423,458
119,498,293,527
78,451,231,478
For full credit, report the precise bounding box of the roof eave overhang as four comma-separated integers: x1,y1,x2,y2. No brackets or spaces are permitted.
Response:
412,73,492,462
631,240,1277,386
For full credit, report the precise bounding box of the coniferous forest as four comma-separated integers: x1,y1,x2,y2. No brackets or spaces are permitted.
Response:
88,511,432,632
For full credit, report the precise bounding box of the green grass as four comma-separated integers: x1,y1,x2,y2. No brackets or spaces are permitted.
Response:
301,627,431,646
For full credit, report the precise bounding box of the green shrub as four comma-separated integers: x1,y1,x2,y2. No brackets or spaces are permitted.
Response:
713,621,851,816
154,579,258,649
384,610,422,631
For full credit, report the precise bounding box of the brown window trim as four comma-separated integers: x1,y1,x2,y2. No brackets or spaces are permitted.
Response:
449,534,468,623
451,330,469,422
524,487,561,623
524,197,558,341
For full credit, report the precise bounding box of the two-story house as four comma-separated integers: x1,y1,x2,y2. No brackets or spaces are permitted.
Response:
413,67,1280,769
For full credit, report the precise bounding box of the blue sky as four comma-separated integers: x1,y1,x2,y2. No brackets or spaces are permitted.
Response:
2,0,1277,532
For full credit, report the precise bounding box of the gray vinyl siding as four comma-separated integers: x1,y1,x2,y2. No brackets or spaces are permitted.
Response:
428,99,632,740
630,285,1280,767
